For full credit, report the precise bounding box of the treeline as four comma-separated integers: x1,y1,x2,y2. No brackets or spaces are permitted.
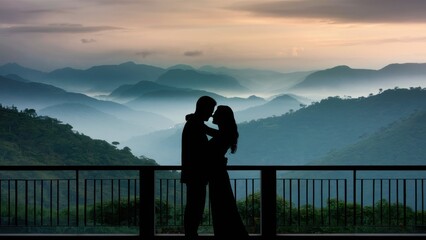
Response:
2,194,424,234
0,104,156,166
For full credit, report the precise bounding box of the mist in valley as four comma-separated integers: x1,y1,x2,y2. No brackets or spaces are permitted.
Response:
2,62,426,166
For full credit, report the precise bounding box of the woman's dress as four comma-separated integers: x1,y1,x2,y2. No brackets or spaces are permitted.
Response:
208,134,249,238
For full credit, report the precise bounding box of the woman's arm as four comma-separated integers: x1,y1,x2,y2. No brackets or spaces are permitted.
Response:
205,125,219,137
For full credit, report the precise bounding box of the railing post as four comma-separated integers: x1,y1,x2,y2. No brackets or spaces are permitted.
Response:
261,168,276,239
140,167,155,239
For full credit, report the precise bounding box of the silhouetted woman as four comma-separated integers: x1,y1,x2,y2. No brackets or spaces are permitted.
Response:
208,105,249,238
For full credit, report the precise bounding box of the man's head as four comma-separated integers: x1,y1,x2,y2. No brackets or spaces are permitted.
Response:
195,96,217,121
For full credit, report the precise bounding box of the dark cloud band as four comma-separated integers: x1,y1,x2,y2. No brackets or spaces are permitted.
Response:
2,24,122,33
235,0,426,23
184,50,203,57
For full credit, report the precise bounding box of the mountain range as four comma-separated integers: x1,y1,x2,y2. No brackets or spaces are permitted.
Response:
0,75,174,141
290,63,426,99
1,61,426,167
124,88,426,166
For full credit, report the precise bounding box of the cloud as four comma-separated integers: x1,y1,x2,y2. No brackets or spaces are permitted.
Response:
136,50,156,58
291,47,304,57
234,0,426,23
81,38,96,44
2,23,122,34
321,36,426,46
184,50,203,57
0,0,74,24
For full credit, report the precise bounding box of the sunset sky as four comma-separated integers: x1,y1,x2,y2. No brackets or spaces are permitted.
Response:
1,0,426,72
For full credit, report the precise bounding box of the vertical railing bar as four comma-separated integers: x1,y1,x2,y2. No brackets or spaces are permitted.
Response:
380,179,383,226
396,179,399,226
403,179,406,227
159,179,163,225
320,179,323,226
50,179,53,226
166,179,169,226
282,179,286,226
328,179,331,226
128,179,131,227
181,181,184,228
423,179,425,225
94,179,97,226
8,180,11,225
360,179,364,226
118,179,121,226
245,178,248,226
312,179,315,225
134,179,137,226
289,179,292,226
305,179,308,226
297,179,300,227
415,179,418,226
353,170,357,226
344,179,347,227
25,180,28,226
34,180,36,226
84,179,87,226
14,180,18,226
251,178,255,227
173,179,177,226
111,179,114,225
388,179,391,228
76,170,79,227
372,179,375,226
100,179,103,226
336,179,339,226
41,180,44,226
67,179,70,226
57,180,60,226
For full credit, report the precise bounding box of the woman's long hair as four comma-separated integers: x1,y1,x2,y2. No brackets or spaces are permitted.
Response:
216,105,239,154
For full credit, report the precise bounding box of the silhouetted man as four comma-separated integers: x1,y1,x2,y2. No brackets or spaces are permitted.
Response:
181,96,217,238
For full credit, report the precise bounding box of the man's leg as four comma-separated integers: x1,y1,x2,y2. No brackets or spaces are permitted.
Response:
184,183,207,237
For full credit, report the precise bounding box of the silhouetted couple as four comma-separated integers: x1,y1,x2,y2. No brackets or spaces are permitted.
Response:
181,96,248,239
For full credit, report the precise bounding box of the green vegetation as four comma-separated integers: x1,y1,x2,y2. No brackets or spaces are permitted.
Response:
237,87,426,166
0,104,156,166
3,192,422,234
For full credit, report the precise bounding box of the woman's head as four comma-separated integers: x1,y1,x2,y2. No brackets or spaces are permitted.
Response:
212,105,239,153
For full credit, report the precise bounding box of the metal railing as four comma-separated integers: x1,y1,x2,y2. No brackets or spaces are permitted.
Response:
1,165,426,239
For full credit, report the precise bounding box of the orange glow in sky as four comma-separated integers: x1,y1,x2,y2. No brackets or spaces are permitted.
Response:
1,0,426,72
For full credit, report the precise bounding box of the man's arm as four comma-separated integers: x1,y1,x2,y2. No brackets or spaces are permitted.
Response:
205,124,219,137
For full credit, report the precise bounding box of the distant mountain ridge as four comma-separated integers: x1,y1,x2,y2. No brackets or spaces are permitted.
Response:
125,88,426,166
290,63,426,97
47,61,166,92
156,69,249,93
0,75,174,141
235,94,303,122
2,61,425,99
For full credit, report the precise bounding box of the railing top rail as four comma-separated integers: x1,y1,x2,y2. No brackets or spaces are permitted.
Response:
1,165,426,171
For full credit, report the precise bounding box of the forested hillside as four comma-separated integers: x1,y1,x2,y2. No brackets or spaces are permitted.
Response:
315,110,426,165
0,104,156,166
236,87,426,165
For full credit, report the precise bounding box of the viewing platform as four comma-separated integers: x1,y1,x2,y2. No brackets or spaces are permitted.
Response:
1,165,426,239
